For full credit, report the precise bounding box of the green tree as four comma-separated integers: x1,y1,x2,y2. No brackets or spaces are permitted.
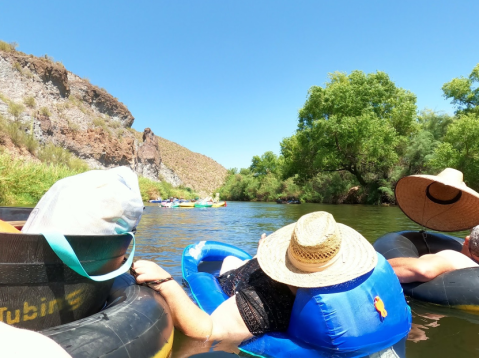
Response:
429,114,479,189
417,109,454,141
402,110,454,175
442,64,479,115
403,130,437,175
282,70,417,192
250,151,282,176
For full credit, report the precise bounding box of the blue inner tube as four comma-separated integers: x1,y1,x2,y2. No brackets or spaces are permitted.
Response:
182,241,408,358
41,274,174,358
374,230,479,311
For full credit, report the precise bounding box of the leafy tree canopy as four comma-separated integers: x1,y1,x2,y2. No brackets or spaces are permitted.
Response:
250,151,282,176
298,71,417,136
417,109,454,141
282,70,417,188
402,110,454,175
442,63,479,115
429,113,479,189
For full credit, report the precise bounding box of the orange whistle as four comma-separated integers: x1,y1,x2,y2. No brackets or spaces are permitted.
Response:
374,296,387,318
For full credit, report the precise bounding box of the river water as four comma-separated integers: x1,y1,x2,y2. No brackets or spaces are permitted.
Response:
136,202,479,357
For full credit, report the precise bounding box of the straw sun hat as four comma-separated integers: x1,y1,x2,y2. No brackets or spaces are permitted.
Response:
257,211,377,288
395,168,479,232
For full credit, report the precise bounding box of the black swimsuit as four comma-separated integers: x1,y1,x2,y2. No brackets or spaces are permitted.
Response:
217,258,295,336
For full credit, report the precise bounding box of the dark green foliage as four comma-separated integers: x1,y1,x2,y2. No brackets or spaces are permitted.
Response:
402,110,454,176
219,65,479,204
442,64,479,115
418,109,453,141
250,151,282,176
283,70,417,195
138,177,197,202
428,114,479,189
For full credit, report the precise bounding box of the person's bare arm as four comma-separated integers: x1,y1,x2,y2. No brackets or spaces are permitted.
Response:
388,255,458,283
132,260,253,342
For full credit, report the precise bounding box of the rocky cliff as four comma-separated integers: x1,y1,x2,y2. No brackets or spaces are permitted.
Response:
0,46,227,194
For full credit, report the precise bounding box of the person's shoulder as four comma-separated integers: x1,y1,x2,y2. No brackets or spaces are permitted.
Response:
435,250,479,270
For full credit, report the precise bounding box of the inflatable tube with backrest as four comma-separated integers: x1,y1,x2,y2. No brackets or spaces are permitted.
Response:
182,241,411,358
0,231,133,330
374,230,479,311
0,206,174,357
42,273,174,358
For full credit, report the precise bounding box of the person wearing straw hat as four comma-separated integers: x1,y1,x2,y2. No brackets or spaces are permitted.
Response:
132,211,377,342
389,168,479,283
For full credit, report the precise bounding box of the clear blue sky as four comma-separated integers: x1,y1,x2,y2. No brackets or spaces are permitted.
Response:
1,1,478,169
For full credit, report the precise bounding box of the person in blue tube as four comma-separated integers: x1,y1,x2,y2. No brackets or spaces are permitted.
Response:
133,211,379,342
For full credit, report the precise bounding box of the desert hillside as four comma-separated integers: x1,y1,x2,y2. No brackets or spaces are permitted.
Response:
0,41,227,194
157,136,227,194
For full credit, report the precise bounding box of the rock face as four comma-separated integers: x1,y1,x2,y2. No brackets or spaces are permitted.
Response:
12,53,70,97
0,51,160,182
136,128,162,180
159,163,182,187
0,49,228,190
60,127,136,168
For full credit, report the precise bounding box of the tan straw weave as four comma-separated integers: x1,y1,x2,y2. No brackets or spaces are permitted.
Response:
395,168,479,232
257,211,377,288
289,212,341,265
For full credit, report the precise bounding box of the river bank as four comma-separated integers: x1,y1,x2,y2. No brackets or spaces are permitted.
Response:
217,169,398,205
0,152,197,206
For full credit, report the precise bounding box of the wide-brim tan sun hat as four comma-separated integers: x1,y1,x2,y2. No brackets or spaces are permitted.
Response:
257,211,377,288
395,168,479,232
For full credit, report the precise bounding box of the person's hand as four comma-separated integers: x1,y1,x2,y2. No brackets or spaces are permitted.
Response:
132,260,172,285
461,236,472,258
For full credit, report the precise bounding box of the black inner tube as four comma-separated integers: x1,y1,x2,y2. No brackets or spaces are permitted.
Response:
374,231,479,310
42,274,174,358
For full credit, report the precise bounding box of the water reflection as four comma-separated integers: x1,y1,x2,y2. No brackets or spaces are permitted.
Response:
406,299,479,357
135,202,477,357
172,332,241,358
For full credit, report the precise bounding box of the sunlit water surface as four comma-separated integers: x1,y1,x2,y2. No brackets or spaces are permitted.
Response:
135,202,478,358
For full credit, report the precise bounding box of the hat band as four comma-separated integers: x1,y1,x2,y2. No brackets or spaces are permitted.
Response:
287,245,342,273
426,183,462,205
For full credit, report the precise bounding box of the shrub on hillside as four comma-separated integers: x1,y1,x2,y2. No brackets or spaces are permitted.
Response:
138,177,197,202
0,115,37,154
0,152,85,206
13,62,23,73
24,96,36,108
40,107,51,117
8,102,25,121
67,120,81,132
92,117,107,129
109,120,121,129
37,143,88,172
0,41,17,52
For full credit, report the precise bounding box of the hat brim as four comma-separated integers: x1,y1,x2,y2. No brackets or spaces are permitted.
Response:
395,175,479,232
257,222,377,288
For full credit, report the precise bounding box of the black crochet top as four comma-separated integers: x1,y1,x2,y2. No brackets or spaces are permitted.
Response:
217,258,295,335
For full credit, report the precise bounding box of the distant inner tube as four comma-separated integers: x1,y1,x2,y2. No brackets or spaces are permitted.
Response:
374,230,479,312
